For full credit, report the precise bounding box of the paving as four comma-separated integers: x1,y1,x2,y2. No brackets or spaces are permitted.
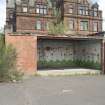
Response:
37,68,101,76
0,76,105,105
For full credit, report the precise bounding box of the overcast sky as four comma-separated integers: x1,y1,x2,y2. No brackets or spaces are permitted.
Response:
0,0,105,30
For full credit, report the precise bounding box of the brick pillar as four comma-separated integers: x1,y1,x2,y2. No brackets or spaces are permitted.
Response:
5,34,37,75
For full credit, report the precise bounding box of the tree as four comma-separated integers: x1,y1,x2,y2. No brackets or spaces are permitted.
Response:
50,0,64,24
47,0,65,35
48,22,65,35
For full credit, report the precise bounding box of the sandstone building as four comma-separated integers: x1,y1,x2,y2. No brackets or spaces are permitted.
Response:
5,0,105,74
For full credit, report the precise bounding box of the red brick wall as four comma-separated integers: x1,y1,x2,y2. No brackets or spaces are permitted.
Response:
5,34,37,74
16,15,48,33
16,16,36,31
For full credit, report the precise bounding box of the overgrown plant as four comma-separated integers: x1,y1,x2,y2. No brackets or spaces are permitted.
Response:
48,22,65,35
0,35,23,82
47,0,65,35
38,59,101,70
48,0,64,23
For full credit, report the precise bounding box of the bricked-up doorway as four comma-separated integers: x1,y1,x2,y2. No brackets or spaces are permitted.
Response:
37,36,102,71
5,34,37,74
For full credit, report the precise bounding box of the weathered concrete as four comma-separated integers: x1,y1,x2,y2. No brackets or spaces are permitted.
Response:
38,39,101,63
37,69,101,76
0,76,105,105
38,39,74,61
74,40,101,63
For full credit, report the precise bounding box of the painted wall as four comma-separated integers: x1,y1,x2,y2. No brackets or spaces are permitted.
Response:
74,40,101,63
38,40,74,61
38,39,101,63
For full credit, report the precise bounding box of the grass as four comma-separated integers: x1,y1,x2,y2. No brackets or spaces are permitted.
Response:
38,60,101,70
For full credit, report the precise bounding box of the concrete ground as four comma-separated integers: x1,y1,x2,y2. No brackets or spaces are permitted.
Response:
37,68,101,76
0,76,105,105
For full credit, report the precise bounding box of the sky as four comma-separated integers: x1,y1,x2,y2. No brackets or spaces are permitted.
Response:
0,0,105,30
0,0,6,30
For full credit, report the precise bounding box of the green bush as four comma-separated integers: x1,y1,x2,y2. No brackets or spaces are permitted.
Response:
48,22,65,35
0,35,23,82
74,59,101,70
38,59,101,70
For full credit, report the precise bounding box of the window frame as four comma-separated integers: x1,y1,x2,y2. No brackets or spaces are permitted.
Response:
22,7,28,12
69,20,74,30
92,8,98,17
80,21,88,31
78,6,89,16
68,4,74,14
36,20,41,30
35,20,47,31
35,4,47,15
93,22,98,32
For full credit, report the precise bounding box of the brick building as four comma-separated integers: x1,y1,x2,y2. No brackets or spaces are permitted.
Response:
5,0,105,74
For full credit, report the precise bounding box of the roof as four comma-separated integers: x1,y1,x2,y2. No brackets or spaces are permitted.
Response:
8,31,105,40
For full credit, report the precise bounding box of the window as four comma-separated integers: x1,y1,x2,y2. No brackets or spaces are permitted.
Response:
35,4,47,15
22,7,28,12
69,20,74,30
78,0,81,3
85,7,88,15
93,8,98,17
94,11,98,16
35,20,47,31
80,21,88,31
68,4,73,14
69,8,73,14
93,22,98,32
36,21,41,30
78,6,88,15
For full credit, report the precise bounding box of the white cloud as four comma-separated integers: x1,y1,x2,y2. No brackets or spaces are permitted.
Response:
0,0,6,28
97,0,105,31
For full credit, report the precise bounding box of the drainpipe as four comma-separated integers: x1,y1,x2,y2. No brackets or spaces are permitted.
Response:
101,38,105,74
